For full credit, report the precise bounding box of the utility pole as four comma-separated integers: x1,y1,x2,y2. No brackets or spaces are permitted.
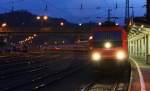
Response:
125,0,130,24
147,0,150,20
80,3,83,10
125,0,130,20
11,1,14,12
131,6,134,24
108,9,112,22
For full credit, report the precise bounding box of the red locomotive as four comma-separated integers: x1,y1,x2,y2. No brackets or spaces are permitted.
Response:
88,22,130,73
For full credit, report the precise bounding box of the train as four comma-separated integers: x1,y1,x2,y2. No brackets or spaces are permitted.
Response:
88,21,130,74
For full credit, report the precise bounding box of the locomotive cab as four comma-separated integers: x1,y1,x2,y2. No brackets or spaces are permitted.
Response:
88,22,129,72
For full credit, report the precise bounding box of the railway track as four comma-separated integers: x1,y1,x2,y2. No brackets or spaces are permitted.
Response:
0,53,83,91
2,62,82,91
82,80,129,91
0,55,60,80
81,72,130,91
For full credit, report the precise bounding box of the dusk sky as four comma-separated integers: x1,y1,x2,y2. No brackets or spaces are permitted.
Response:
0,0,146,24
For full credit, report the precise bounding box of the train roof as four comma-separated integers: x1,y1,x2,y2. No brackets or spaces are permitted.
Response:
90,21,125,32
91,25,126,32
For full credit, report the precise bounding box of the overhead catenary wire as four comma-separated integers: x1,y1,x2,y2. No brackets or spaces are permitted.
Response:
40,0,79,22
0,0,147,23
0,0,146,10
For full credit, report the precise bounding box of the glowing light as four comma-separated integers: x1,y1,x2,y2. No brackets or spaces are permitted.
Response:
60,22,64,26
43,16,48,20
79,23,82,26
25,38,28,41
138,28,142,31
104,42,112,49
89,36,93,40
98,22,102,26
36,16,41,20
28,36,32,39
91,52,101,61
115,23,119,26
141,25,144,28
31,37,34,39
1,23,7,27
116,51,126,60
33,34,37,37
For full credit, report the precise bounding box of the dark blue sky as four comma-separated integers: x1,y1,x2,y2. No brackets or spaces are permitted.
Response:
0,0,146,24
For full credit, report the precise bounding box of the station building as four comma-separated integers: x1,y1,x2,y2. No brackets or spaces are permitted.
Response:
128,0,150,64
128,18,150,64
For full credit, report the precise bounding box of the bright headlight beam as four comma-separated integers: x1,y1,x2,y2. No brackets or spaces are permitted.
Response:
104,42,112,49
91,52,101,61
116,51,126,60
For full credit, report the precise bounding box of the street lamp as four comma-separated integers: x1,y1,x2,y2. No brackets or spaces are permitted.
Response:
33,34,37,37
98,22,102,26
36,16,48,27
36,16,41,20
60,22,64,26
1,23,7,27
115,23,119,26
78,23,82,26
43,16,48,20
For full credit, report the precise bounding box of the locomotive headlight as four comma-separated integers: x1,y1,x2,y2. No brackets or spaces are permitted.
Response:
116,51,126,61
91,52,101,62
104,42,112,49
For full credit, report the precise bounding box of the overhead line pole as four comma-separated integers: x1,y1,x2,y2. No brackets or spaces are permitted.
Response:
11,1,14,12
147,0,150,20
125,0,130,23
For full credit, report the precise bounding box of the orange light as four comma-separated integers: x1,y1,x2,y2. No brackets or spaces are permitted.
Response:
116,50,127,61
89,36,93,40
1,23,7,27
33,34,37,37
43,16,48,20
28,36,32,39
129,21,132,26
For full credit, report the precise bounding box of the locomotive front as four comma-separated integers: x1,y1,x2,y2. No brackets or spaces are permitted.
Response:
88,26,129,72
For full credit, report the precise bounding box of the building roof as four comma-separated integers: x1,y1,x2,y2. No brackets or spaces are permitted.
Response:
134,17,150,24
133,17,150,28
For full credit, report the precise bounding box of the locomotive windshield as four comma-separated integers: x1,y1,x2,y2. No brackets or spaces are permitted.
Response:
93,31,122,48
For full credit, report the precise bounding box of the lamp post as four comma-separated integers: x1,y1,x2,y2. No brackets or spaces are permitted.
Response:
1,23,7,28
36,16,48,27
98,22,102,26
60,22,64,27
43,16,48,20
78,23,82,26
36,16,41,20
1,22,7,32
